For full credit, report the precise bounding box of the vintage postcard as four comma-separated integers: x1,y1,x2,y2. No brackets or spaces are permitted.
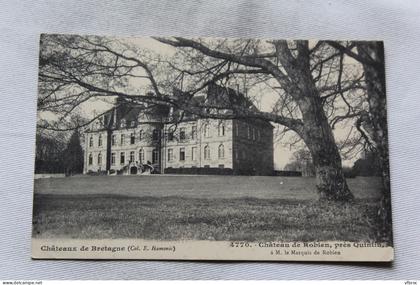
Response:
32,34,393,261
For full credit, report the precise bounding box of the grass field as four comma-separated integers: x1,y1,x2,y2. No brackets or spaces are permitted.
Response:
32,175,385,241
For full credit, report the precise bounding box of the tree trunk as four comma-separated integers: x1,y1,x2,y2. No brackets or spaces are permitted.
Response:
299,95,354,202
356,42,392,243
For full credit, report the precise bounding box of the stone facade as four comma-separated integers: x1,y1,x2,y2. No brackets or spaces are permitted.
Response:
83,85,274,175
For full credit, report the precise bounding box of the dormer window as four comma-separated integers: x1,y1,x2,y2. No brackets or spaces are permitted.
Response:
121,119,126,128
130,121,135,127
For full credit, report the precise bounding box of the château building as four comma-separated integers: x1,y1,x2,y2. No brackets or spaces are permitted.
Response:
83,84,274,175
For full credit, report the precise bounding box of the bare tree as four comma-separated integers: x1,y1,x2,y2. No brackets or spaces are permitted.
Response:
327,41,392,242
38,35,371,202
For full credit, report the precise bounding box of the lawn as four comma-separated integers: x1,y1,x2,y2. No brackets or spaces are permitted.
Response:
32,175,385,242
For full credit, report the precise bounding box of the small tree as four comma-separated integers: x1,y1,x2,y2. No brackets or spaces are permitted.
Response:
63,129,84,175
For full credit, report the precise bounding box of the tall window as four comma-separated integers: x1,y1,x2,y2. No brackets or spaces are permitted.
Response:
204,124,210,138
111,152,116,165
152,129,159,141
88,153,93,165
98,134,102,147
129,151,135,162
192,147,197,161
204,145,210,160
139,148,144,163
179,127,186,141
168,149,173,161
120,134,125,145
191,125,197,140
120,152,125,165
152,149,159,164
252,127,256,141
139,130,143,141
218,122,225,136
89,136,93,147
168,132,174,141
179,147,185,161
97,153,102,165
130,133,135,144
111,135,116,146
247,124,251,139
218,144,225,159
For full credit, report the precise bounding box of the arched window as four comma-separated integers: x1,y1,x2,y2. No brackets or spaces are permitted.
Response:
98,134,102,147
97,153,102,165
152,148,159,164
218,144,225,159
88,153,93,165
218,122,225,136
203,123,210,138
204,145,210,160
89,136,93,147
139,148,144,163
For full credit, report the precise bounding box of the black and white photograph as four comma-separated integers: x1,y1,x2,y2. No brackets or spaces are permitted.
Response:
32,35,393,261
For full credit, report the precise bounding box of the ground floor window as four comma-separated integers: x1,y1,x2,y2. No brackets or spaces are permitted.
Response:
111,152,116,165
179,147,185,161
152,148,159,164
204,145,210,160
120,152,125,165
130,151,135,162
192,147,197,161
97,153,102,165
139,148,144,163
168,148,173,161
88,153,93,165
218,144,225,159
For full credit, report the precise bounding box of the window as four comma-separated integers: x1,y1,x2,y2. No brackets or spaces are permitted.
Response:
218,122,225,136
111,152,116,165
218,144,225,159
203,123,210,138
111,135,116,146
88,153,93,165
121,119,126,128
235,122,240,137
130,133,135,144
204,145,210,160
152,129,159,141
152,149,159,164
120,152,125,165
257,129,261,141
168,132,174,141
252,127,256,141
191,125,197,140
98,134,102,147
247,124,251,139
97,153,102,165
130,121,135,127
192,147,197,161
130,151,135,162
139,130,143,141
179,127,186,141
139,148,144,163
179,147,185,161
168,149,173,161
89,136,93,147
120,134,125,145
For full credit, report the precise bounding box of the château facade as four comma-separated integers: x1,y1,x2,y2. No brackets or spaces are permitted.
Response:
83,84,274,175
